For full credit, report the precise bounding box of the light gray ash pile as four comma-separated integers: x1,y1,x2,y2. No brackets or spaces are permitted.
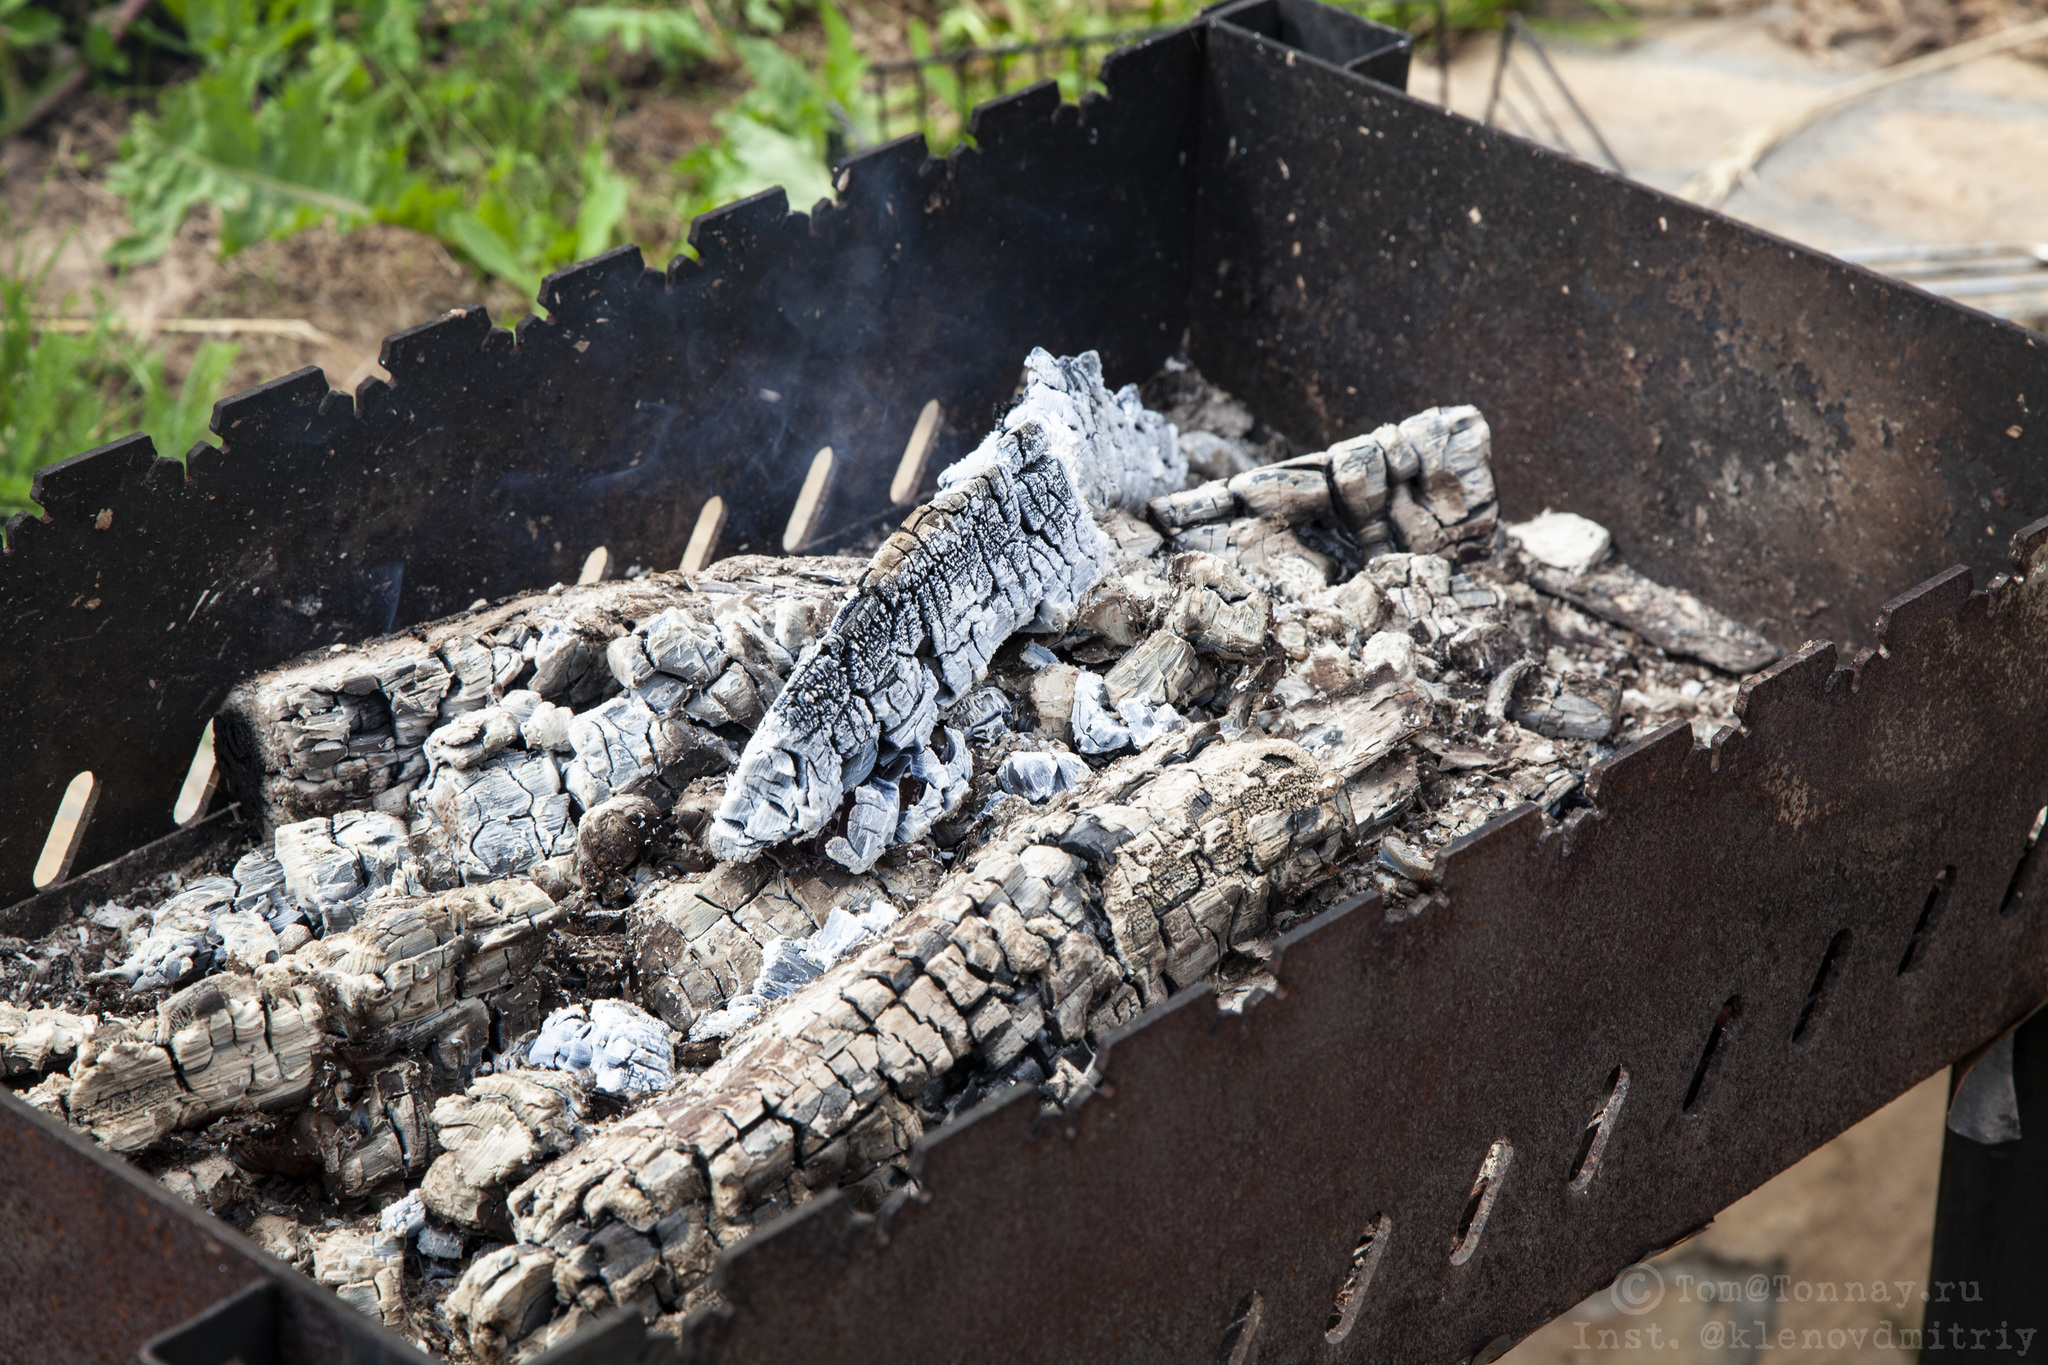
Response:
0,350,1780,1361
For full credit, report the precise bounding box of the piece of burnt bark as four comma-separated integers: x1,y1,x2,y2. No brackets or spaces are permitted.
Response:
707,350,1183,867
1525,559,1780,673
448,729,1351,1360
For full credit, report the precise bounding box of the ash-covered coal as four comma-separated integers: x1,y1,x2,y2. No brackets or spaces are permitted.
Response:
0,350,1780,1363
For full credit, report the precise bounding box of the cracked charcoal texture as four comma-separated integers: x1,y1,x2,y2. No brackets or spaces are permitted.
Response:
217,557,864,837
14,358,1783,1363
706,350,1183,866
450,725,1350,1358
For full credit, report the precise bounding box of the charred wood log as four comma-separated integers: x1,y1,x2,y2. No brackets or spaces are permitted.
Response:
706,350,1184,870
448,729,1349,1359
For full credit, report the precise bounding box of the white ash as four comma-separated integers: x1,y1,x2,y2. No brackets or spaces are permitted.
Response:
1506,510,1612,577
527,1000,673,1096
996,749,1091,803
707,349,1184,869
14,356,1789,1365
380,1188,428,1238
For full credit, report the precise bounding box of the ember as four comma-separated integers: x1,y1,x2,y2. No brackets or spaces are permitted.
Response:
0,350,1781,1361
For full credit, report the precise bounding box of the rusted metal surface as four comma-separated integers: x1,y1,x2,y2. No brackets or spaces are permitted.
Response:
683,522,2048,1365
0,29,1207,904
0,1088,419,1365
1191,3,2048,659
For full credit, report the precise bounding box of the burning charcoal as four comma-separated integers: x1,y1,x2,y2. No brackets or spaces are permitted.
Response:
1299,575,1388,646
298,1060,435,1197
1174,516,1333,600
1227,456,1332,524
520,700,576,753
425,751,577,883
1166,553,1272,661
1378,834,1437,884
289,880,561,1062
708,350,1183,867
1446,623,1528,679
950,686,1015,744
1275,667,1431,779
421,1069,585,1230
1116,695,1187,747
159,1153,251,1213
426,707,524,772
230,849,295,929
214,909,281,971
0,1004,95,1078
1328,433,1389,526
997,750,1091,803
419,1225,465,1260
98,880,231,990
218,566,859,831
449,730,1351,1358
1074,561,1174,650
1019,642,1059,670
1511,672,1622,741
1525,558,1780,674
1147,480,1237,530
1028,663,1081,745
380,1189,427,1239
574,793,664,891
64,971,325,1152
626,863,905,1031
1367,552,1496,650
1179,430,1260,482
754,938,824,1000
529,1001,673,1096
1506,510,1612,576
1344,754,1421,833
310,1224,408,1326
1070,672,1132,754
1104,629,1200,708
1100,508,1166,561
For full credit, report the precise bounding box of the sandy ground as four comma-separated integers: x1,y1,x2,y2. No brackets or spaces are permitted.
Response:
1501,1073,1950,1365
1426,8,2048,255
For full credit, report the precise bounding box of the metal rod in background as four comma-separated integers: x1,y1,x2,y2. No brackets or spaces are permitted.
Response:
1483,21,1514,126
1507,47,1579,161
1510,13,1625,175
1436,0,1450,105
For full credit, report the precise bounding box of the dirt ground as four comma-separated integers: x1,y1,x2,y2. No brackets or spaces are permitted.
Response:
1428,6,2048,256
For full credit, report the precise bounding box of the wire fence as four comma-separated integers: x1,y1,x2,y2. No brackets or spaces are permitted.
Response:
864,28,1173,146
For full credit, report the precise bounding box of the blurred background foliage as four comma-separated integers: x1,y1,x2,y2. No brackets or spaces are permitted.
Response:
0,0,1540,513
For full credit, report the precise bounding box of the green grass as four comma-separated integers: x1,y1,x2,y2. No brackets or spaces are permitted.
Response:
0,249,240,517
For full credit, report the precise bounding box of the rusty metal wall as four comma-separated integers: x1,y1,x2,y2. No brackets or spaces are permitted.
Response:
1190,4,2048,658
682,524,2048,1365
